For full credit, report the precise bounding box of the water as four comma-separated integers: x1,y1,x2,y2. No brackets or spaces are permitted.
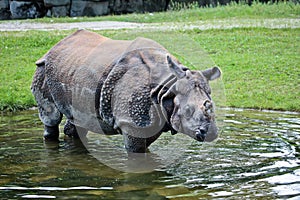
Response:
0,108,299,199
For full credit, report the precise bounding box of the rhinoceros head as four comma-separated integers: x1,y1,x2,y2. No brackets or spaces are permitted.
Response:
167,56,221,142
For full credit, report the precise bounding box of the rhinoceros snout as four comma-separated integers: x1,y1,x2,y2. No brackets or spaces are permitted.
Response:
195,121,218,142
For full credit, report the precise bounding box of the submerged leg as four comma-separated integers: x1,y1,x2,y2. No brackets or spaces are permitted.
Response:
34,92,62,141
123,133,161,153
38,101,62,141
123,134,148,153
44,125,60,141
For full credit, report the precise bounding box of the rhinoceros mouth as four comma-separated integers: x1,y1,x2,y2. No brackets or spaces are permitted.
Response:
195,128,208,142
194,121,218,142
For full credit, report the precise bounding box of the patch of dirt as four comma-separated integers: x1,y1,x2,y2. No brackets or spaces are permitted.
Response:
0,18,299,31
0,21,144,31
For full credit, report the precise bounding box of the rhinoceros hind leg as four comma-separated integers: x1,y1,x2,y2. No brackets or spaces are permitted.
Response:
44,125,60,141
36,98,62,141
32,64,63,141
64,120,88,139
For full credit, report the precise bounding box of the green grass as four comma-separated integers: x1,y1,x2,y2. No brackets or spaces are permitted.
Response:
189,28,300,111
2,2,299,24
0,31,72,111
1,27,299,112
0,2,299,112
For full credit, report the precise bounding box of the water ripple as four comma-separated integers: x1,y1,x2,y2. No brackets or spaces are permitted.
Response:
0,109,299,199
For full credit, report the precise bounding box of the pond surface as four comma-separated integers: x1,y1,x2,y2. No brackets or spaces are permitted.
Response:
0,108,300,199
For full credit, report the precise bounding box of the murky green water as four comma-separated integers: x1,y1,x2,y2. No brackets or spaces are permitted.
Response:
0,109,299,199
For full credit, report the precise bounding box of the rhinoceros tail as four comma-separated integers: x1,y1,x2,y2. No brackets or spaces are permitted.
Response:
35,57,45,67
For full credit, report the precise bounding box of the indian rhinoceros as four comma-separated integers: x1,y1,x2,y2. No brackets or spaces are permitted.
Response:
31,30,221,153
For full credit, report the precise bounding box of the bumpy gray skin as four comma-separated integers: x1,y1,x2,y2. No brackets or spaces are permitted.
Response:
31,30,221,153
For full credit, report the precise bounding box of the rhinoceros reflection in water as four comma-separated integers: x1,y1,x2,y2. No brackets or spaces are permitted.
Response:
31,30,221,153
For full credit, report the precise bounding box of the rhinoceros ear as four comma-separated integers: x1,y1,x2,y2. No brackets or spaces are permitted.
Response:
201,66,221,81
167,55,186,79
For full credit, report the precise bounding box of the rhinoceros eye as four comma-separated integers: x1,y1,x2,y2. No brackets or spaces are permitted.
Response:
183,105,195,119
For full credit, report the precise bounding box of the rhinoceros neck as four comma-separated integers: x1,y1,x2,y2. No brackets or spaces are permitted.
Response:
151,74,178,134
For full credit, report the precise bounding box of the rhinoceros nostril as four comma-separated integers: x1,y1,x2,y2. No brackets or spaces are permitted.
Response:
203,100,212,110
200,128,206,135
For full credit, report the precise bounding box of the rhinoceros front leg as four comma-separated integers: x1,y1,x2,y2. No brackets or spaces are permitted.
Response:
123,134,148,153
122,133,162,153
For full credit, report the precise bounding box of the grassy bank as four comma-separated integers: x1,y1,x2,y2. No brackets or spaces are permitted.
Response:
0,31,72,111
191,28,299,111
1,27,299,112
0,2,299,112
